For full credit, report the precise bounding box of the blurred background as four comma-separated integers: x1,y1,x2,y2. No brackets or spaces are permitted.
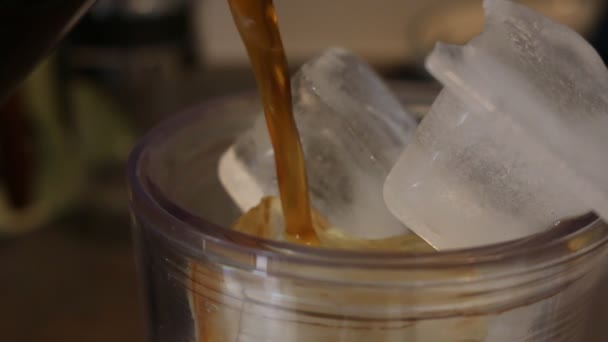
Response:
2,0,608,340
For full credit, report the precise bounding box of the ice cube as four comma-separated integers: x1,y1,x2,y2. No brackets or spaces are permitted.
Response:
220,47,417,239
384,0,608,249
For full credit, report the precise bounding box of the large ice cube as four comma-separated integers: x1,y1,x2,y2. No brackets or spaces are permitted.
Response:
384,0,607,249
220,47,417,239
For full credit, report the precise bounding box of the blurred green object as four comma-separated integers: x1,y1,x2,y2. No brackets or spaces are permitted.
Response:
0,57,135,236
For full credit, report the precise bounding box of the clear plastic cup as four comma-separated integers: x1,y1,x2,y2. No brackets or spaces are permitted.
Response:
128,86,608,341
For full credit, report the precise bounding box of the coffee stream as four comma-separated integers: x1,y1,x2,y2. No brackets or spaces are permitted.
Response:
227,0,319,245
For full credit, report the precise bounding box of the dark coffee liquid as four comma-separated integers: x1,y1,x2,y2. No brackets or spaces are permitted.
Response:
227,0,318,245
0,0,95,101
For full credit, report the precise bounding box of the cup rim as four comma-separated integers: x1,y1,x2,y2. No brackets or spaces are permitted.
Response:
127,90,608,272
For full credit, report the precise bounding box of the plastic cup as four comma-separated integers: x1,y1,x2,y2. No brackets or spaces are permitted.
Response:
128,86,608,341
